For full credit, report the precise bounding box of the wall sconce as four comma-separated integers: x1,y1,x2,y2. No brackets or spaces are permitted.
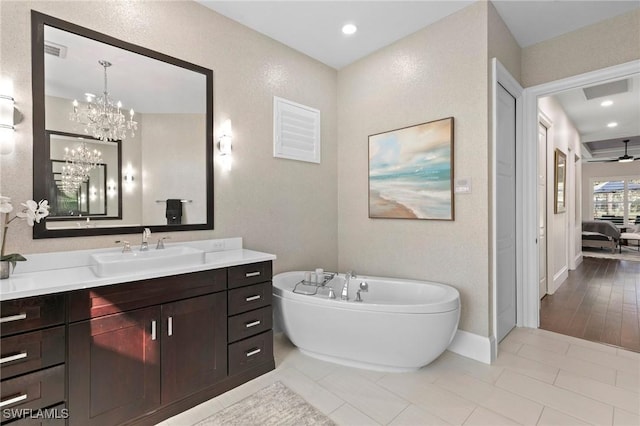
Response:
123,163,135,193
218,119,232,171
107,179,117,198
0,91,15,155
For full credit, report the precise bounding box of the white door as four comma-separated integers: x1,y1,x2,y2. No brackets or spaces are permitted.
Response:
496,83,517,342
538,122,548,299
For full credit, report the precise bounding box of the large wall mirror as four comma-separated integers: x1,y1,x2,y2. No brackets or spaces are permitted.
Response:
31,11,213,238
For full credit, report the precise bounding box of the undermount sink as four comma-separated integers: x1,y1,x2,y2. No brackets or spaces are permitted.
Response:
91,246,206,277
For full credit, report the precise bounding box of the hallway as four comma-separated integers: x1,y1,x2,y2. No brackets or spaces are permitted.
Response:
540,257,640,352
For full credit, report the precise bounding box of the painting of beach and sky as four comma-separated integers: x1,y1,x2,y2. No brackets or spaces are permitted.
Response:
369,117,454,220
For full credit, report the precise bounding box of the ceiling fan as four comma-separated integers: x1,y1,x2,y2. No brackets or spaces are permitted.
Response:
588,139,639,163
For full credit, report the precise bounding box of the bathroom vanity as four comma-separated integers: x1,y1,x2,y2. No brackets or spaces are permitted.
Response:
0,239,275,425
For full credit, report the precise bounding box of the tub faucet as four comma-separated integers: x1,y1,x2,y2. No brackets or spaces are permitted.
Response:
140,228,151,251
341,271,356,300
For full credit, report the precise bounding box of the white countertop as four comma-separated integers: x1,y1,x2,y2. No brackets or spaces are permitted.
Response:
0,238,276,301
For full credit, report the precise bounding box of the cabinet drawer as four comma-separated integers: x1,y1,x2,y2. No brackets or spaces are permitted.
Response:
228,330,273,376
68,268,226,321
228,282,272,316
0,365,65,423
0,326,65,381
0,295,65,337
228,262,272,289
228,306,272,343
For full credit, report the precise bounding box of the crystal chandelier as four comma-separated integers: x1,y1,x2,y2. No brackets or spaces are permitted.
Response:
58,143,102,195
70,60,137,141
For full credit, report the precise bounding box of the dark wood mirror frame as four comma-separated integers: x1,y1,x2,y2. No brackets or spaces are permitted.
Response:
46,130,122,221
31,11,214,238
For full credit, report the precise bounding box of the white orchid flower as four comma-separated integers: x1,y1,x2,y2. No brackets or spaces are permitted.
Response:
0,196,13,214
35,199,50,222
16,200,49,226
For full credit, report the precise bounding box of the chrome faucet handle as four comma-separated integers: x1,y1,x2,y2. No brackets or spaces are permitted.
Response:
116,240,132,253
359,282,369,292
328,287,336,299
156,236,170,250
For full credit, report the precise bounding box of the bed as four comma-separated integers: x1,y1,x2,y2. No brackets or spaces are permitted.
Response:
582,220,620,253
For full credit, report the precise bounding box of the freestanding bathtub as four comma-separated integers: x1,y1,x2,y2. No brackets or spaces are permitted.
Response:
272,271,460,372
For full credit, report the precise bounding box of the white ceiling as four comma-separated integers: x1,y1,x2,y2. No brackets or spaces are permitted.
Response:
197,0,640,70
551,75,640,161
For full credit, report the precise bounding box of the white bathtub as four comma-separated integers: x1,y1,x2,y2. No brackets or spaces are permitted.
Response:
272,271,460,372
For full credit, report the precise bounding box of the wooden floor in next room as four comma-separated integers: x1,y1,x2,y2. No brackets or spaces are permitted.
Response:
540,257,640,353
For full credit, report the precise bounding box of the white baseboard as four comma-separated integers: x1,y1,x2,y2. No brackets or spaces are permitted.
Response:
549,266,569,294
574,253,583,268
447,329,495,364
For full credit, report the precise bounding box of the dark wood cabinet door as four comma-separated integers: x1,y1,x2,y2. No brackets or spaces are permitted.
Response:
68,307,161,426
161,293,227,403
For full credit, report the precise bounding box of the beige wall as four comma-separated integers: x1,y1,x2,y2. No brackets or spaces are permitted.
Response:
521,8,640,87
337,2,490,336
0,0,338,274
488,1,521,83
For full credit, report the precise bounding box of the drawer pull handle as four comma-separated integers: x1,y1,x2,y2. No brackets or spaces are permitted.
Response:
246,348,261,357
0,352,28,364
0,393,27,408
0,313,27,324
151,320,157,341
245,295,261,302
168,316,173,337
245,320,261,328
245,271,261,278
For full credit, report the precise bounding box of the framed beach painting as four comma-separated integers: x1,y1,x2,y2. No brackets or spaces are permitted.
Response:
369,117,454,220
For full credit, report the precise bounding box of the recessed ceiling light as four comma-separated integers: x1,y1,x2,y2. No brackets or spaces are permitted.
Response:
607,122,618,128
600,100,613,107
342,23,357,35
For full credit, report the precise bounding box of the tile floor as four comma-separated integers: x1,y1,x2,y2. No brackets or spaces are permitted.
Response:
158,328,640,426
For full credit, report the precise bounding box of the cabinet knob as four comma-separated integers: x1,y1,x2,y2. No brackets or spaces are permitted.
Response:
245,320,261,328
151,320,157,341
245,348,261,357
0,352,28,365
0,313,27,324
0,393,28,408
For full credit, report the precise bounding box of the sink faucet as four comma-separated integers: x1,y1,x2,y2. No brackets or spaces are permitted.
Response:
140,228,151,251
341,271,356,300
116,240,132,253
156,236,169,250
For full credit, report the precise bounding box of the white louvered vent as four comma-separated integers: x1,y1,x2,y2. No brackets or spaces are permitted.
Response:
273,96,321,163
44,41,67,58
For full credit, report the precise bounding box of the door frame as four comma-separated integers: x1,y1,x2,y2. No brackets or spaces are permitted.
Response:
537,113,551,300
520,60,640,329
491,58,523,359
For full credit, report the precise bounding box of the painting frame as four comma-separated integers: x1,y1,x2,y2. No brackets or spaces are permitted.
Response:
554,148,566,214
368,117,454,221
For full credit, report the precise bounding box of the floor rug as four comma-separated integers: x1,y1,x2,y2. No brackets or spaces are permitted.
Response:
195,382,335,426
582,247,640,262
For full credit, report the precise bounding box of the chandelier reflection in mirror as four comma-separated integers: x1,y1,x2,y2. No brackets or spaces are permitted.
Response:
58,142,102,195
69,60,137,142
